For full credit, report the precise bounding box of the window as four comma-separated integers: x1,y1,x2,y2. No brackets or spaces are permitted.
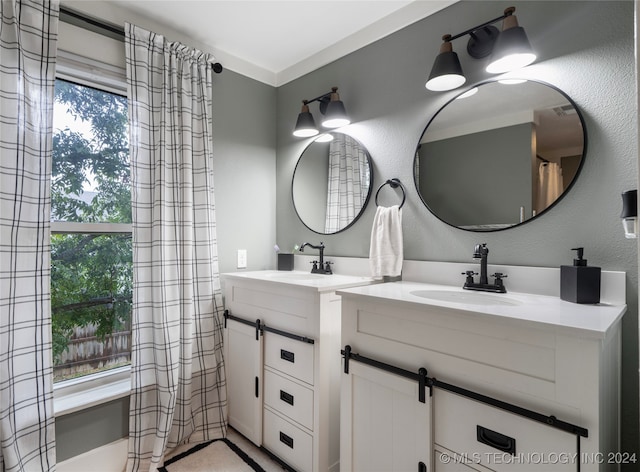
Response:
51,75,132,384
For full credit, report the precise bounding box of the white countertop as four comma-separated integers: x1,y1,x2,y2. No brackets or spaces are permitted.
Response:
337,281,626,339
222,270,377,293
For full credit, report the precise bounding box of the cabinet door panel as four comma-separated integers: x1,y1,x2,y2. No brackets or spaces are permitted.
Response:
224,318,263,446
341,361,432,472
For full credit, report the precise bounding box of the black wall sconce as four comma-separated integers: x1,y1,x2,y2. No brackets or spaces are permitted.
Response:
425,6,536,92
621,189,638,239
293,87,350,138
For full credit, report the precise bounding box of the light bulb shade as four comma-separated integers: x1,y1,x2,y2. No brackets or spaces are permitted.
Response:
322,98,350,128
293,106,319,137
621,190,638,218
486,25,536,74
426,47,466,92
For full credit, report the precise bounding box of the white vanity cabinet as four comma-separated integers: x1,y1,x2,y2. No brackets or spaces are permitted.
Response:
223,271,375,472
338,281,626,472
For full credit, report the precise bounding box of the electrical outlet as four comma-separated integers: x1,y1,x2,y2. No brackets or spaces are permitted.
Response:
237,249,247,269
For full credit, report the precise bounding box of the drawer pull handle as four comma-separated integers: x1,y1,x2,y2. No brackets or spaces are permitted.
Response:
477,425,516,455
280,390,294,406
418,461,427,472
280,349,295,363
279,431,294,449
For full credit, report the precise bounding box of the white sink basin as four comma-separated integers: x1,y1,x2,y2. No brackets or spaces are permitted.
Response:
409,289,522,306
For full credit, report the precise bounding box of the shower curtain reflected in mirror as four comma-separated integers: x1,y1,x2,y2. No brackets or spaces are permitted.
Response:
324,134,370,233
536,162,563,214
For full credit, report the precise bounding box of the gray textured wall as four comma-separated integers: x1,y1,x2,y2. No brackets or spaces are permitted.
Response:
276,0,639,460
213,69,277,274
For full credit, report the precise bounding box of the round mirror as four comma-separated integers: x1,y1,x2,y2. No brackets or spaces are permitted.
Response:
415,79,586,231
292,132,373,234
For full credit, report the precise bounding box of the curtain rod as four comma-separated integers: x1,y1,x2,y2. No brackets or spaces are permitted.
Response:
59,6,223,74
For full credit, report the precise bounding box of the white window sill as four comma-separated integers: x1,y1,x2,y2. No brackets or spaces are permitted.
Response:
54,366,131,417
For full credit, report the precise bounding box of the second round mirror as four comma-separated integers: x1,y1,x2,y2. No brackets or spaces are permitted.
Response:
292,132,373,234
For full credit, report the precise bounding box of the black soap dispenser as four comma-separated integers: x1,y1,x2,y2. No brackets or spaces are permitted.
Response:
560,247,601,304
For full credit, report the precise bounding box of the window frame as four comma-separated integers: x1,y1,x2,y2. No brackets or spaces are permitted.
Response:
52,50,133,415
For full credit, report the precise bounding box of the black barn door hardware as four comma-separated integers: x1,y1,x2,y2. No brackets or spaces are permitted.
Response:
263,324,315,344
428,376,588,438
342,345,588,438
224,310,315,344
341,345,429,403
224,310,261,340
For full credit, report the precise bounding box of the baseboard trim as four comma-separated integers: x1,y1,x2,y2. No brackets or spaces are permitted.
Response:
58,437,128,472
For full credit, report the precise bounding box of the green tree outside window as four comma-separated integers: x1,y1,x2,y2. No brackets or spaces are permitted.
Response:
51,79,132,381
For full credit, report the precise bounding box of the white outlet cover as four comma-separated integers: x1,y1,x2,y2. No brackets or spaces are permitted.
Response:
237,249,247,269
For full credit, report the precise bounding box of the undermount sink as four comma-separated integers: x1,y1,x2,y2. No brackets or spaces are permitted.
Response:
409,289,522,306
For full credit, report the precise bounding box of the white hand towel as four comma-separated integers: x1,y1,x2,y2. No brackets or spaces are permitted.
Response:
369,205,403,278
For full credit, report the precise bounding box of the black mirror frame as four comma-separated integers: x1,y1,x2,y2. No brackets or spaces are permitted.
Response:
292,132,375,235
413,78,588,232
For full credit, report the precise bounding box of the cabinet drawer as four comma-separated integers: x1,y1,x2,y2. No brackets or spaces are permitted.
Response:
264,369,314,430
264,408,313,472
264,332,314,385
434,390,576,471
434,446,495,472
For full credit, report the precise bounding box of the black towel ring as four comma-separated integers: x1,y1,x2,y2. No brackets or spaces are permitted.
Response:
375,178,406,209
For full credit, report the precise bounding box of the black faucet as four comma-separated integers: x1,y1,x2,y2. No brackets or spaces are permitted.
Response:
474,243,489,285
462,243,507,293
299,242,332,274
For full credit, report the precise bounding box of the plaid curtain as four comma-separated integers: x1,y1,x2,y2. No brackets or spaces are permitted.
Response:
324,134,370,233
0,1,58,471
125,23,226,472
536,161,563,214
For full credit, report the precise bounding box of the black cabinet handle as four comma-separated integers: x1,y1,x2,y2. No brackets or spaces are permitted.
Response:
477,425,516,455
418,461,427,472
255,376,259,398
280,390,294,406
280,349,295,363
279,431,294,449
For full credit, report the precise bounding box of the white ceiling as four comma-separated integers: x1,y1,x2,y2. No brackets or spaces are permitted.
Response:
111,0,457,86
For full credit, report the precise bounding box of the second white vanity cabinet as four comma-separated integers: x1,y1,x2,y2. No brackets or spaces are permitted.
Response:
338,281,626,472
223,270,374,472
